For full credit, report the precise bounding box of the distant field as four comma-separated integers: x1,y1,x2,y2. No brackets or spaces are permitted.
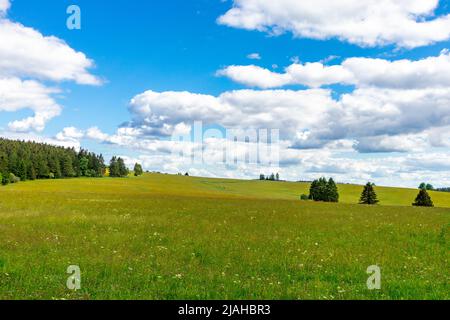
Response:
0,174,448,299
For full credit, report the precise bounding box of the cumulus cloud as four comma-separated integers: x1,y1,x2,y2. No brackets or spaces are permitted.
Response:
0,1,101,133
219,50,450,89
127,89,337,140
0,20,101,85
0,78,61,132
116,83,450,155
218,0,450,48
56,126,85,142
0,0,10,15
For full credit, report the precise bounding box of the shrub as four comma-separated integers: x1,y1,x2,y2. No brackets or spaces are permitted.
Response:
413,189,434,207
9,173,20,184
2,172,10,185
300,194,309,201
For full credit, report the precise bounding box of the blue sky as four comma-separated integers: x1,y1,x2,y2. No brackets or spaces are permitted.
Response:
2,0,450,187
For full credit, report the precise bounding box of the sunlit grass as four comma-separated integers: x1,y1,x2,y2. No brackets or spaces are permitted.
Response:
0,174,448,299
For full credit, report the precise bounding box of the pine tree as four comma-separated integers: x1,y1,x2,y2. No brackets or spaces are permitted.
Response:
118,158,129,177
62,154,75,177
109,157,119,177
309,177,339,202
413,189,434,207
359,182,379,205
0,138,108,185
79,157,89,176
309,179,319,200
17,160,27,181
326,178,339,203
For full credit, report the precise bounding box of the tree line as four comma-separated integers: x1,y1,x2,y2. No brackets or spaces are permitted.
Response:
0,138,138,185
259,173,280,181
301,177,434,207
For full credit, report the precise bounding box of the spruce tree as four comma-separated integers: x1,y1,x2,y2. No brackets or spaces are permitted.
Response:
326,178,339,203
118,157,129,177
309,177,339,202
413,189,434,207
62,154,75,177
359,182,379,205
109,157,118,177
309,179,319,200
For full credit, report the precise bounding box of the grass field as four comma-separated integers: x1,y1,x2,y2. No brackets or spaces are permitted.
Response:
0,174,448,300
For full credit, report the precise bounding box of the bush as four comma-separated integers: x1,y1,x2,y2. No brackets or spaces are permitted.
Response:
9,173,20,184
2,172,10,185
300,194,309,201
413,189,434,207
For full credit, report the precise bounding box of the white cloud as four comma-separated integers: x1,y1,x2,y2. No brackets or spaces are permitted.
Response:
0,20,101,85
218,0,450,48
219,50,450,89
127,89,337,140
217,65,290,88
56,126,85,142
218,63,354,88
0,0,10,15
247,53,261,60
0,1,102,133
0,77,61,132
120,84,450,155
337,87,450,139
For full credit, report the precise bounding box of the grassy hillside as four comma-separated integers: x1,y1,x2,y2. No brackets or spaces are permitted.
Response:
0,174,448,299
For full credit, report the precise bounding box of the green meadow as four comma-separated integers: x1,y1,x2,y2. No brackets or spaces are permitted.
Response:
0,174,448,300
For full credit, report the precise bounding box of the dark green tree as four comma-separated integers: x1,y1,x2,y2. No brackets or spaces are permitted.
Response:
109,157,119,177
309,177,339,202
413,189,434,207
359,182,379,205
134,163,143,176
62,154,75,177
17,160,27,181
326,178,339,203
0,138,108,186
79,157,89,176
118,158,129,177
